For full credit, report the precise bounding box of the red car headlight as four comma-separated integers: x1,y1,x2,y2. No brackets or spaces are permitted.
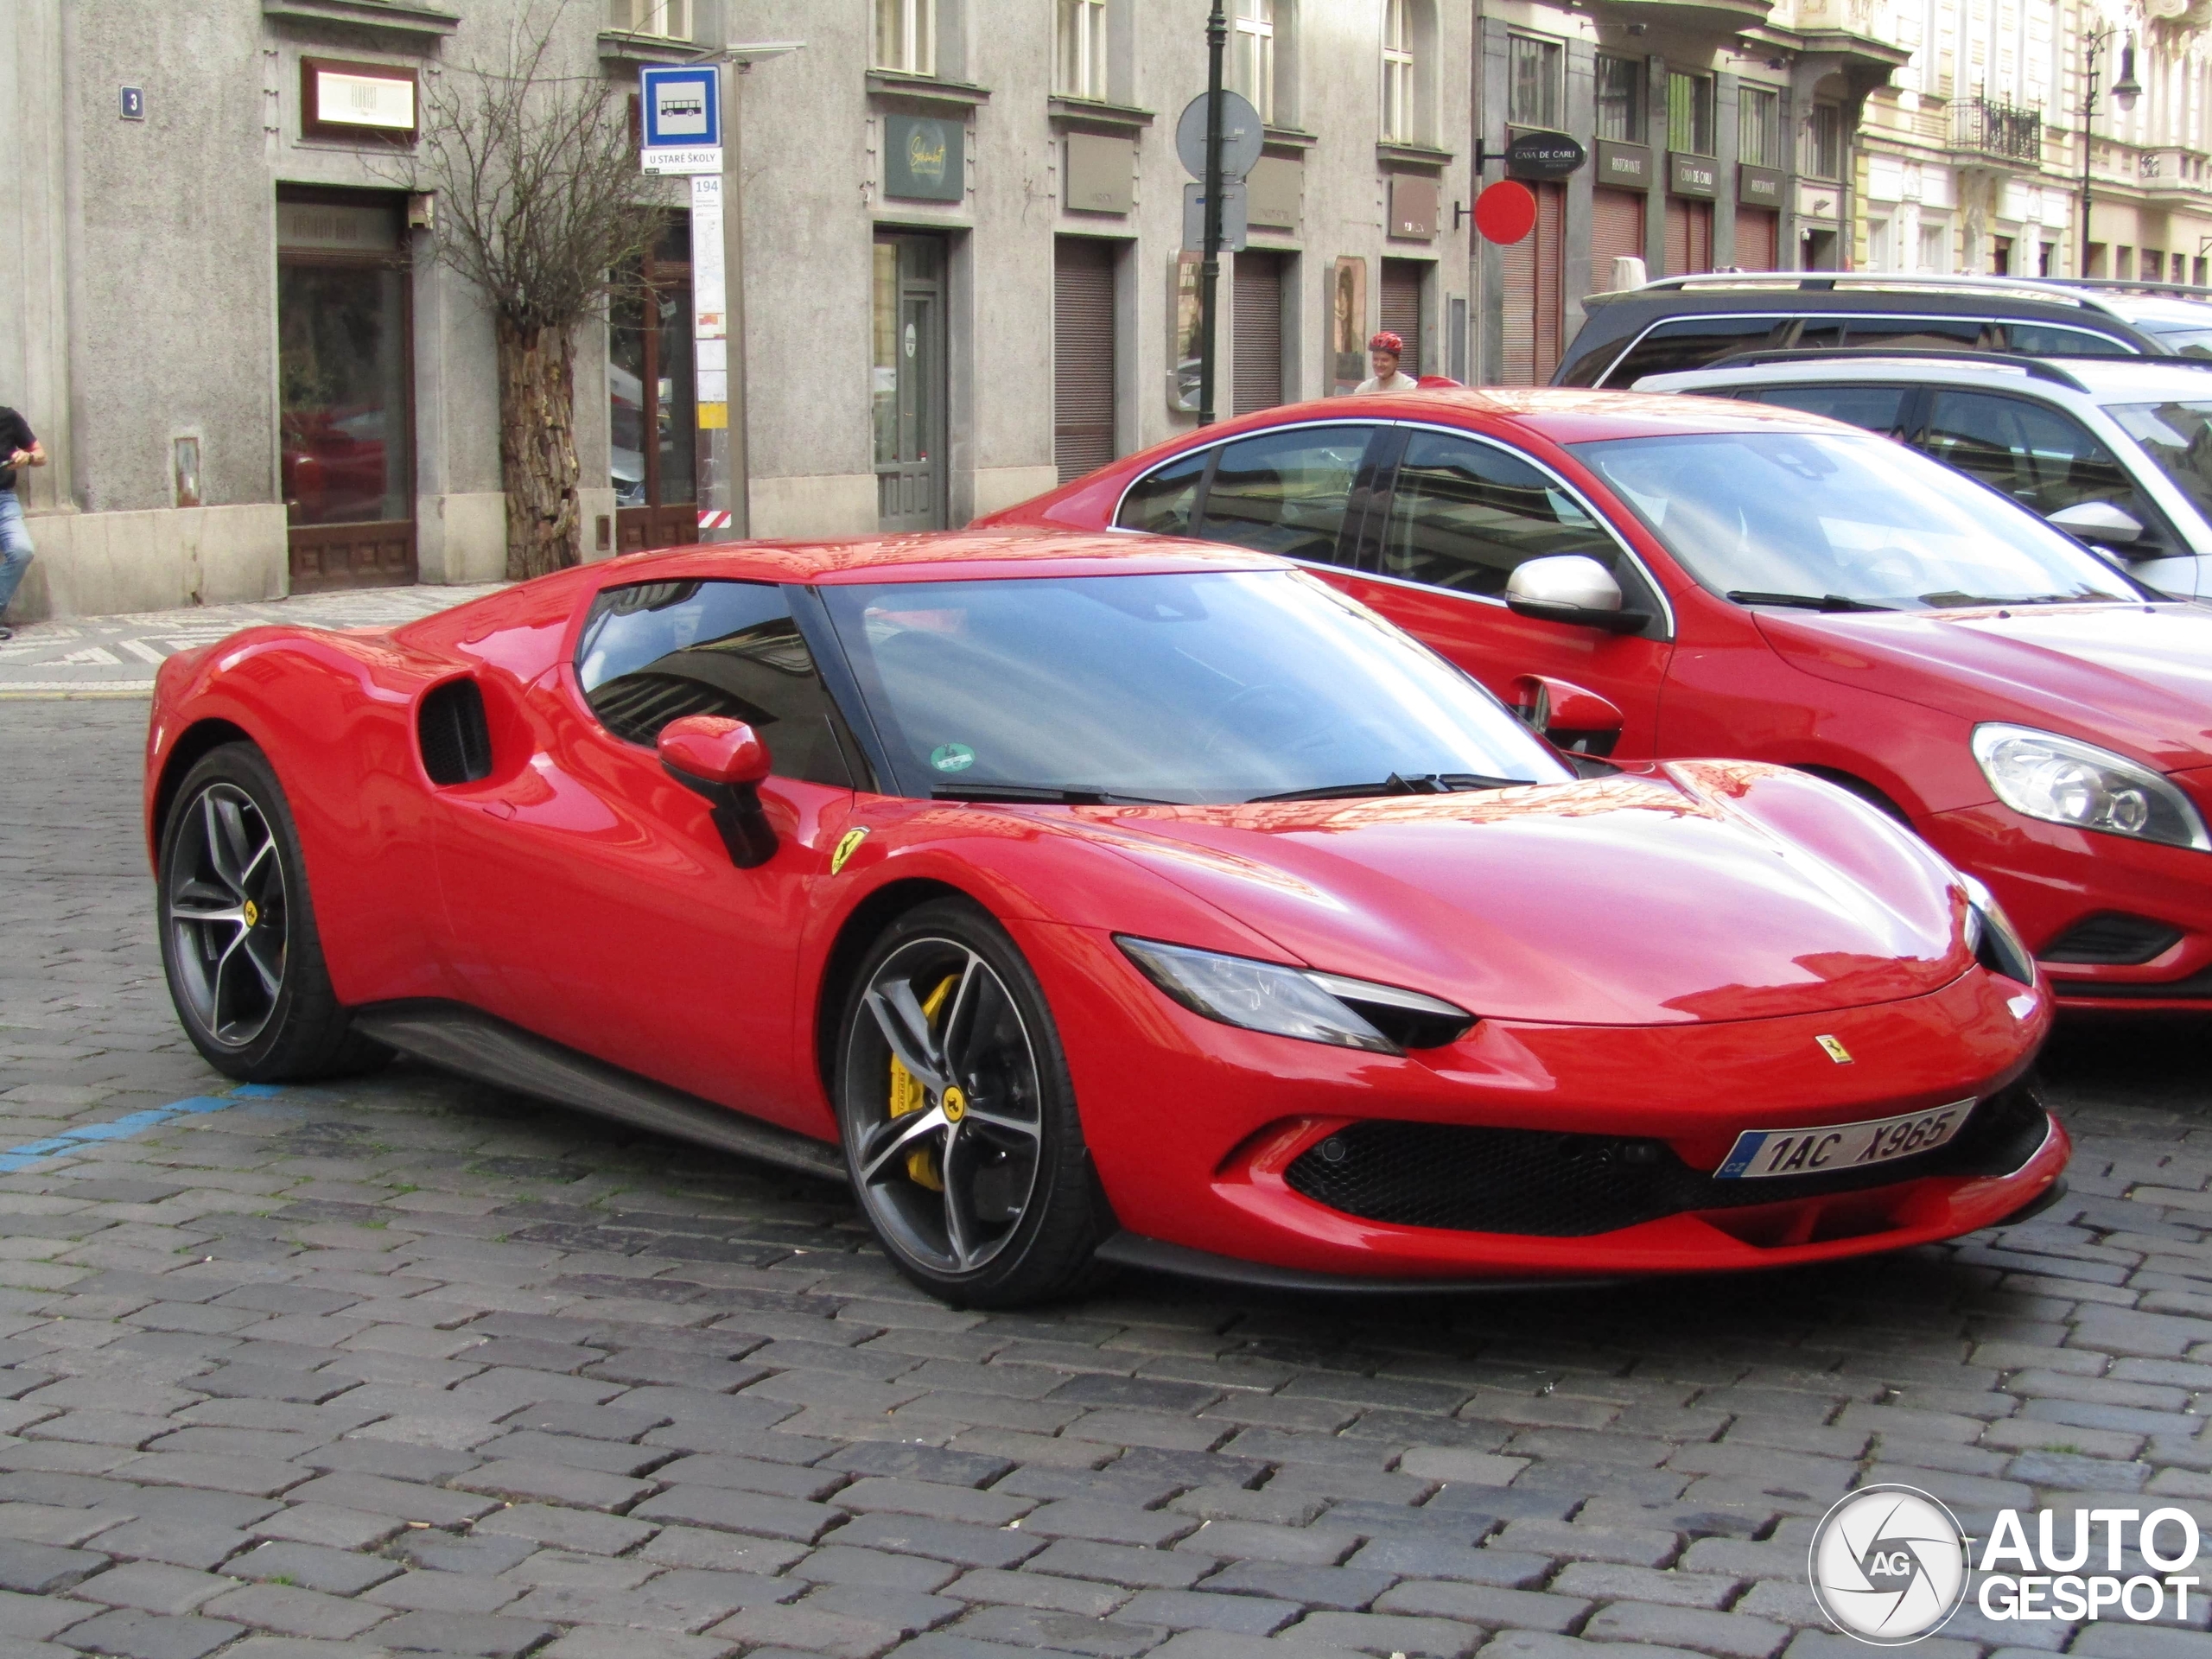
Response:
1116,936,1476,1053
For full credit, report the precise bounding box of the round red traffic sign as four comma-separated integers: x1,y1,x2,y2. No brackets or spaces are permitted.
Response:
1472,181,1538,245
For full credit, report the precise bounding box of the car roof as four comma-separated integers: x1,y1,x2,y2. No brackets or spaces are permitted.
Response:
1589,271,2139,320
1243,384,1850,442
1637,353,2212,403
581,527,1290,588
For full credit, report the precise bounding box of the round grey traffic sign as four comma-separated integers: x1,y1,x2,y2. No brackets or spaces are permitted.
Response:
1176,89,1264,182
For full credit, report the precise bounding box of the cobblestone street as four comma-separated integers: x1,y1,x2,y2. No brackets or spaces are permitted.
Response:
1,697,2208,1659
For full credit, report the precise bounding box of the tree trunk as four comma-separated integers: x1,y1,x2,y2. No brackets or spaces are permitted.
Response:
495,316,582,582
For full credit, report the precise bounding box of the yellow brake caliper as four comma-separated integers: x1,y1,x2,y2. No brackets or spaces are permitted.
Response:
887,976,957,1191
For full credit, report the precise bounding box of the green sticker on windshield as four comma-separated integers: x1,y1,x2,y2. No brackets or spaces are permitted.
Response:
929,742,976,773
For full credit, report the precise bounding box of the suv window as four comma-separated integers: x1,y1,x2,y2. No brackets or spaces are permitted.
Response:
1747,383,1910,435
1841,317,1993,352
575,580,857,786
1117,450,1206,534
1920,391,2172,551
1192,425,1373,562
1998,322,2136,357
1606,316,1779,385
1379,431,1649,611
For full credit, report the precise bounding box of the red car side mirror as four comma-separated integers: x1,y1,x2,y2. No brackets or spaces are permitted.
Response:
658,715,777,867
1511,675,1624,759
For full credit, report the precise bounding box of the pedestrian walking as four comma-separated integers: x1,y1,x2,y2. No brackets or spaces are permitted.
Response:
0,406,44,640
1353,332,1420,396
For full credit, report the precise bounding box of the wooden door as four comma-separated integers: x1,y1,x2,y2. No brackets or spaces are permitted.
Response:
874,234,948,531
1054,238,1116,485
611,221,700,554
276,191,416,592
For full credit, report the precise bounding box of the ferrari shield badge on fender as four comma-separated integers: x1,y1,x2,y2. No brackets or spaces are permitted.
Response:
1817,1034,1853,1065
830,827,869,875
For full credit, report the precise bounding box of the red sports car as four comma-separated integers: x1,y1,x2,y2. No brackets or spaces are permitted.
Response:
146,531,2062,1305
983,388,2212,1013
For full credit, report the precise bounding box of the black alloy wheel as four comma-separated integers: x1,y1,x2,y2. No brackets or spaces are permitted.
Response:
836,899,1108,1306
158,743,386,1082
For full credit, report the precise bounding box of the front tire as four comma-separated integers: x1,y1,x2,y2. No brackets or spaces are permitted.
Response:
835,898,1109,1306
157,742,387,1082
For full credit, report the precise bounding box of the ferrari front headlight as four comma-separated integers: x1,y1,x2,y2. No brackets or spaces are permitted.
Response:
1116,937,1475,1053
1959,873,2036,985
1971,724,2209,852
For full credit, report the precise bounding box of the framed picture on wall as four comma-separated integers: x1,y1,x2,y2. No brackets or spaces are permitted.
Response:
1331,256,1368,397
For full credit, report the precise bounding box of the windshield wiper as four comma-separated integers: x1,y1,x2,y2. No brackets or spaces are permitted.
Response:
931,784,1179,805
1247,772,1517,804
1726,590,1896,613
1916,591,2108,608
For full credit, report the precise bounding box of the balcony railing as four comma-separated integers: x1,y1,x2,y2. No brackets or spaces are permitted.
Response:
1954,95,2043,165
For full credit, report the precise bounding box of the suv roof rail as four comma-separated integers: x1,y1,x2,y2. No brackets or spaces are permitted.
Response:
1622,271,2107,310
1698,346,2090,391
2042,276,2212,302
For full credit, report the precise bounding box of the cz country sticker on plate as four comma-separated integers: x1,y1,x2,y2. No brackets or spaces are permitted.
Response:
1715,1099,1975,1180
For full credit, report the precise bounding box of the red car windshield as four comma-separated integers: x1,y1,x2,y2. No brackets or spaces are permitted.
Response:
821,569,1572,804
1572,429,2145,611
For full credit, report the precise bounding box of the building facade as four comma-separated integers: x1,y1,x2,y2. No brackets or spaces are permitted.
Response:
3,0,1481,620
1854,0,2212,280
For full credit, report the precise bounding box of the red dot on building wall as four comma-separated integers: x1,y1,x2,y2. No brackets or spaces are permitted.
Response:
1473,181,1538,246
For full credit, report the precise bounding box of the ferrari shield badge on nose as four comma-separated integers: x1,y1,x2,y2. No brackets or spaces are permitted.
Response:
1818,1034,1853,1064
830,827,869,875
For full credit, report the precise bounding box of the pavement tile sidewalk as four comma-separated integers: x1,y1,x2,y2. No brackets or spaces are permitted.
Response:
0,585,505,696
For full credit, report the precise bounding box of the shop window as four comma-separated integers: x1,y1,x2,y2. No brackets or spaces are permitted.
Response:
608,0,690,38
1230,0,1276,124
1802,102,1843,180
1055,0,1107,100
1594,54,1643,143
874,0,935,76
1667,73,1714,156
1510,36,1562,130
1739,86,1779,167
1919,220,1950,273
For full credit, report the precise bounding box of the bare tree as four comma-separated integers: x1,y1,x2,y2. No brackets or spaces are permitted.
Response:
402,6,664,580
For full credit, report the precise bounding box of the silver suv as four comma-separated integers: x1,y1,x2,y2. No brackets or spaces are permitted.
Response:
1636,349,2212,601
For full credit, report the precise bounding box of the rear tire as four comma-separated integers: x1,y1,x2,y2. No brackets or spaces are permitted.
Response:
834,898,1109,1307
157,742,389,1083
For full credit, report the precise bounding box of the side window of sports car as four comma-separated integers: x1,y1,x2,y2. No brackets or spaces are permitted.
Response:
574,580,856,787
1190,425,1373,563
1380,431,1652,608
1116,450,1208,534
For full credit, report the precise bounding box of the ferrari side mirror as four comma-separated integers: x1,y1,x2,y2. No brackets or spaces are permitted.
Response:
658,715,777,868
1504,555,1646,633
1510,674,1625,758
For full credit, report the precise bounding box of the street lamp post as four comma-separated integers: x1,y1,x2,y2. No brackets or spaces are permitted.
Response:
1197,1,1227,427
2080,24,2142,277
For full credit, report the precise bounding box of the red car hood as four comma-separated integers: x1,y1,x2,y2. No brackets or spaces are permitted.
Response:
1757,602,2212,772
1046,762,1969,1027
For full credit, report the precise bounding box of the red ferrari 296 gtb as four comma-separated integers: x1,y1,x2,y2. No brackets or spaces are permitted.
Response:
146,531,2065,1304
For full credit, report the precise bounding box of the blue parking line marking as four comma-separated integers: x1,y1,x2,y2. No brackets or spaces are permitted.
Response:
0,1084,283,1173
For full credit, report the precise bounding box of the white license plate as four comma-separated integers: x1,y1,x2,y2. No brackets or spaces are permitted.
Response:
1715,1100,1975,1180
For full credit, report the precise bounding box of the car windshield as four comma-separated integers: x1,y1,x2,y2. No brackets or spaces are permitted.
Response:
820,569,1572,804
2107,400,2212,523
1569,430,2143,610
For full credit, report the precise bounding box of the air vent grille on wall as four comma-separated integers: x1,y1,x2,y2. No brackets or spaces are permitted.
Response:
418,678,492,785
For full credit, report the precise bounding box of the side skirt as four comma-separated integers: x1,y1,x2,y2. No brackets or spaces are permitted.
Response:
352,1001,847,1184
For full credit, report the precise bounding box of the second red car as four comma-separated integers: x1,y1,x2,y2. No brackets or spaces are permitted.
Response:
987,388,2212,1013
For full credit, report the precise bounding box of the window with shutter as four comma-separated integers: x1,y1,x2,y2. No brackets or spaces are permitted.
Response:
1589,188,1645,296
1234,251,1286,416
1053,238,1117,484
1380,257,1427,372
1496,185,1562,385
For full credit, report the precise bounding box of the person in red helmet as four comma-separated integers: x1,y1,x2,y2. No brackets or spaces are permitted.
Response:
1354,331,1419,396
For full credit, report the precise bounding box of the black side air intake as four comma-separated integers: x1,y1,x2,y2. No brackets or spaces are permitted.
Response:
418,678,493,785
2041,912,2184,966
